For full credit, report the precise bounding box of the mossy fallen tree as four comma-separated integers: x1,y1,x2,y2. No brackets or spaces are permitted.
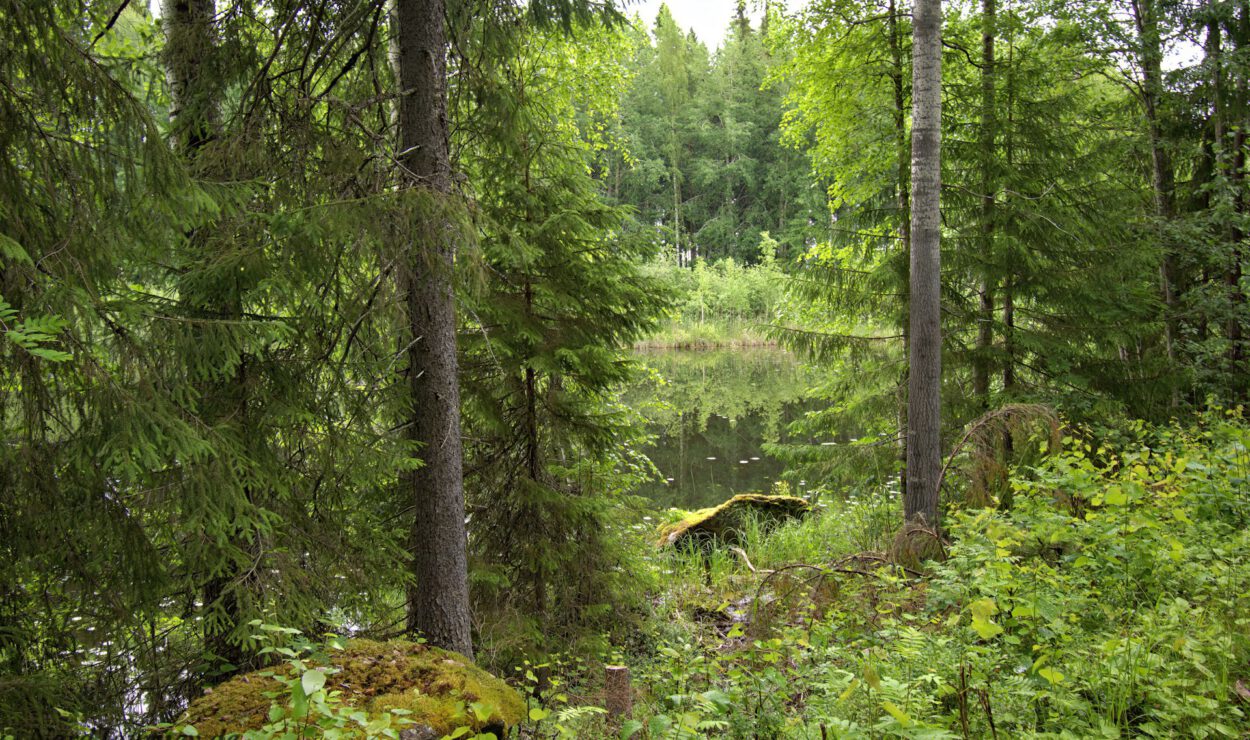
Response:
179,639,524,738
656,493,810,548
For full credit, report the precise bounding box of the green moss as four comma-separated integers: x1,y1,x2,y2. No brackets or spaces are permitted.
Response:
181,639,524,739
656,493,810,548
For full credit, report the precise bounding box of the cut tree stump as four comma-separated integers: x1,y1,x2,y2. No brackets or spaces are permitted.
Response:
605,665,631,720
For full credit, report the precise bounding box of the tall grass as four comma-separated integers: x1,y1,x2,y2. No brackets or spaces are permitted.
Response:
634,317,776,349
638,254,786,349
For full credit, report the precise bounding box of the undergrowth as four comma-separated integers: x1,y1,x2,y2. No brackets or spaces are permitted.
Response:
150,410,1250,738
510,409,1250,738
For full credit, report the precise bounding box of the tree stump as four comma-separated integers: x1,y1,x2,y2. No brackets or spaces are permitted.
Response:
605,665,631,720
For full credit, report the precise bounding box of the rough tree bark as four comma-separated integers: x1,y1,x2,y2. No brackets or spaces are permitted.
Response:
1226,2,1247,397
1002,16,1016,397
162,0,218,152
888,0,911,500
973,0,996,407
905,0,943,527
392,0,474,659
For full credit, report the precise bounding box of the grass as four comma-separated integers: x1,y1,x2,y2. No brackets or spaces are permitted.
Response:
634,318,776,350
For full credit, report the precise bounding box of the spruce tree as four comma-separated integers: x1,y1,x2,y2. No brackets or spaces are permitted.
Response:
392,0,475,659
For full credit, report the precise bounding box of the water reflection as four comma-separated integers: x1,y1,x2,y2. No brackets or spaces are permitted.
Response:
627,347,814,510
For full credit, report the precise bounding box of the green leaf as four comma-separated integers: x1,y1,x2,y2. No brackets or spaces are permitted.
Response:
181,727,199,737
470,701,492,723
529,707,550,721
863,663,880,690
970,597,999,620
970,597,1003,639
838,677,860,702
882,701,912,727
27,347,72,362
301,668,327,696
1038,667,1065,684
620,719,644,739
971,616,1004,639
701,688,731,709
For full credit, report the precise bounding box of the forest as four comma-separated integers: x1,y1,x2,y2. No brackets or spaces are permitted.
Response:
1,0,1248,736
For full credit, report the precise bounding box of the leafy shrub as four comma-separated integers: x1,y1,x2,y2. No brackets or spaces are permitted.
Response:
618,409,1250,737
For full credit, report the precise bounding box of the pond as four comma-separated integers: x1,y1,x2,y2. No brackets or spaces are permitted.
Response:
627,347,816,511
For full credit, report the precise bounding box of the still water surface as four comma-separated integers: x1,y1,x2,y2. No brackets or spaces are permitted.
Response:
627,347,815,510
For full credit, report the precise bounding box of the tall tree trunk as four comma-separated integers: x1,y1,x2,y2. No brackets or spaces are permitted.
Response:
905,0,943,527
1209,7,1224,152
973,0,996,407
1227,2,1248,397
888,0,910,499
523,324,547,615
521,127,546,616
393,0,473,659
161,0,245,675
1002,13,1016,397
163,0,218,152
673,163,683,266
1131,0,1180,379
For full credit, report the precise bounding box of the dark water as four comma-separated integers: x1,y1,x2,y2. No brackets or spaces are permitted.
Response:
627,347,815,510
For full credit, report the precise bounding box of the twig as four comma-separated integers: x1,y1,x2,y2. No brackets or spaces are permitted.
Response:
92,0,132,46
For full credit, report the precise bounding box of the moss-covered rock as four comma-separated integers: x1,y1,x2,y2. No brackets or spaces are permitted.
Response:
656,493,810,548
180,639,524,739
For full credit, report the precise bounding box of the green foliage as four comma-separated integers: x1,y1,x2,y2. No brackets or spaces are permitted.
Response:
2,0,421,732
4,0,1248,735
452,12,668,657
638,247,786,347
614,6,827,264
767,0,1173,503
505,655,613,739
612,410,1250,737
0,300,71,363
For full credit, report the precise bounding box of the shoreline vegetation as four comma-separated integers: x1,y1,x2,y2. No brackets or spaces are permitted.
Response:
633,318,778,350
635,253,785,349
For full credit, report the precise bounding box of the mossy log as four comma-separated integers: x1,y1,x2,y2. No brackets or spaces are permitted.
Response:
656,493,810,549
179,639,524,738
